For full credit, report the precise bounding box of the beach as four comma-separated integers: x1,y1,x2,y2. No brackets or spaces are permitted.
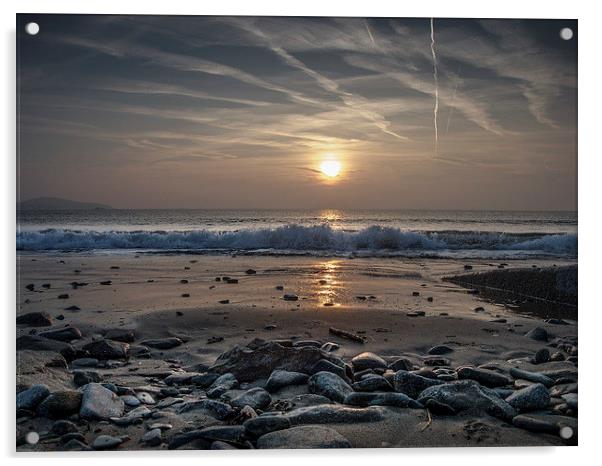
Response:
16,253,578,450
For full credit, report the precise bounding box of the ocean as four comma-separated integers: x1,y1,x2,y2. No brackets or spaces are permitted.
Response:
16,209,577,259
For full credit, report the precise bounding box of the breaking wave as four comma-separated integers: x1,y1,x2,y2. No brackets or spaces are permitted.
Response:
16,225,577,258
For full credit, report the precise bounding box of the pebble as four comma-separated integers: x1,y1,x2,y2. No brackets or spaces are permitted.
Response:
16,384,50,411
257,426,351,449
457,366,512,388
38,390,82,418
509,367,554,387
136,392,156,404
344,392,422,409
121,395,141,407
393,370,443,399
351,375,392,392
311,359,350,381
73,370,101,387
265,370,309,393
244,414,292,437
79,383,125,420
206,373,239,398
286,404,386,424
230,387,272,410
351,352,388,372
141,428,162,446
92,435,124,450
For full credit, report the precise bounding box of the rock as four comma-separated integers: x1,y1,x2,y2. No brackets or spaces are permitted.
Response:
562,393,578,410
457,366,512,388
207,373,238,398
257,426,351,449
265,370,309,393
51,420,78,436
506,383,550,411
389,358,414,372
509,367,554,387
549,383,577,397
79,383,125,420
308,371,353,402
286,394,333,409
39,327,82,342
428,345,454,355
534,348,550,364
418,380,516,421
82,340,129,360
38,390,82,418
293,340,322,348
287,404,386,425
244,415,292,437
423,356,451,367
195,426,245,443
230,388,272,410
140,337,182,349
393,370,443,399
311,359,350,381
211,441,238,450
512,413,577,436
545,318,570,325
344,392,422,408
283,294,299,301
168,430,213,450
137,392,156,404
61,439,92,451
25,283,35,291
58,294,70,299
17,312,53,327
141,428,162,446
525,327,548,341
210,339,339,382
406,311,425,317
352,375,392,392
425,399,456,415
190,372,220,388
111,406,152,426
16,384,50,410
71,357,99,368
73,370,101,387
245,269,257,275
164,372,199,385
351,352,387,372
92,435,124,450
321,342,339,352
17,335,76,360
121,395,141,407
104,328,136,343
176,399,233,419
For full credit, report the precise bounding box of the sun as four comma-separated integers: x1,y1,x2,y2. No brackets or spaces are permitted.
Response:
320,160,342,178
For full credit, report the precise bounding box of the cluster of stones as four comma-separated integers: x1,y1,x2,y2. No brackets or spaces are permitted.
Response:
16,313,577,450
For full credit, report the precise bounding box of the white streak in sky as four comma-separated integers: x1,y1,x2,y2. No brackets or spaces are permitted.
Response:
445,80,459,134
364,20,376,46
430,18,439,154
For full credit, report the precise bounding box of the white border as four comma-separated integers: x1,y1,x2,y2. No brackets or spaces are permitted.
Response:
2,1,600,464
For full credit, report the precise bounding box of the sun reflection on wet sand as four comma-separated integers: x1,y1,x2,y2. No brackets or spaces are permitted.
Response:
316,260,343,307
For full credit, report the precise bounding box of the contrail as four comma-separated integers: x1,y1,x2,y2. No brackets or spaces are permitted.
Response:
364,20,376,46
430,18,439,154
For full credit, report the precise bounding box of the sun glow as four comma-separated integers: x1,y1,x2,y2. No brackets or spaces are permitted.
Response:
320,160,342,178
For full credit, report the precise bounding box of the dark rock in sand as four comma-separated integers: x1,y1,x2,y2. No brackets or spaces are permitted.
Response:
17,335,76,360
58,294,70,300
92,435,125,450
61,439,92,451
283,294,299,301
389,357,414,372
512,413,577,437
64,305,81,311
39,326,82,342
164,372,200,385
562,393,578,410
104,328,136,343
73,370,101,386
210,339,340,383
423,356,451,367
265,370,309,393
351,352,388,372
393,370,443,399
352,375,392,392
525,327,549,341
190,372,221,388
425,398,457,415
506,383,550,411
245,269,257,275
206,373,238,398
406,311,425,317
457,366,512,388
418,380,516,421
71,357,98,368
230,387,272,410
16,384,50,411
17,312,53,327
195,426,245,444
51,420,78,436
244,414,291,437
308,371,353,403
140,337,182,350
38,390,82,418
82,339,129,360
344,392,421,409
428,345,454,355
176,399,233,420
257,426,351,449
141,428,162,446
25,283,35,291
286,394,333,409
534,348,550,364
509,367,554,387
79,383,125,420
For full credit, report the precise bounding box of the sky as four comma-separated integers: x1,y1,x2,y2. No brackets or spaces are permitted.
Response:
17,15,577,210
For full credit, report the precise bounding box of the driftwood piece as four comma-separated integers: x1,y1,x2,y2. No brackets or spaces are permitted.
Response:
328,327,365,344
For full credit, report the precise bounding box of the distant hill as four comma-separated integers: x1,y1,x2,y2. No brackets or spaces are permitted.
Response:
17,197,112,210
